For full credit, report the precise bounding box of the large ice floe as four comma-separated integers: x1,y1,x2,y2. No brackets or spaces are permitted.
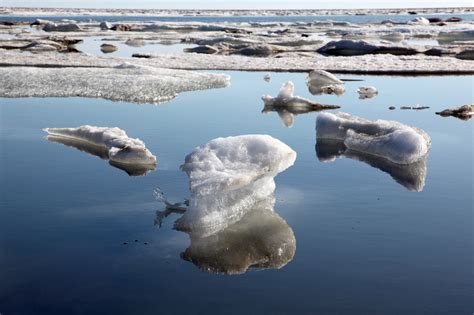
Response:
0,63,230,104
44,125,157,176
315,139,427,192
316,112,431,165
176,135,296,237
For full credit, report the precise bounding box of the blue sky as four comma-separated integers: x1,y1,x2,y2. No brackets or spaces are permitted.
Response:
2,0,471,9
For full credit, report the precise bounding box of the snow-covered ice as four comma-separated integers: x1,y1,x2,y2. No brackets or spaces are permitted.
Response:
0,63,230,104
316,139,427,192
306,70,345,96
44,125,157,169
316,112,431,164
176,135,296,236
180,196,296,275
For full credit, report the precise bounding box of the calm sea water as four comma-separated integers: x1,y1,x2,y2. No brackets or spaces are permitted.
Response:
2,13,474,24
0,72,473,314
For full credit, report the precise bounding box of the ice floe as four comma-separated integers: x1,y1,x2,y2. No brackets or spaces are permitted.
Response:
306,70,345,96
436,104,474,121
262,81,340,109
176,135,296,236
316,112,431,164
44,126,157,175
315,139,427,192
0,63,230,104
357,86,378,99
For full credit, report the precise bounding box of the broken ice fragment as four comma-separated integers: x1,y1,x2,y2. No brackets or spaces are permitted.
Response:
357,86,378,99
44,126,157,175
175,135,296,237
436,105,473,121
262,81,341,109
306,70,345,96
316,112,431,164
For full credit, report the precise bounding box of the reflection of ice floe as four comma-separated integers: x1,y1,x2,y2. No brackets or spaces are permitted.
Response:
315,139,427,192
306,70,345,96
357,86,378,99
263,81,341,109
176,135,296,237
0,64,230,104
316,112,431,164
44,126,157,175
180,196,296,275
436,104,473,121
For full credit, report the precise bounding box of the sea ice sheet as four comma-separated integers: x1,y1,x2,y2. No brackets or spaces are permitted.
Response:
0,63,230,104
316,112,431,164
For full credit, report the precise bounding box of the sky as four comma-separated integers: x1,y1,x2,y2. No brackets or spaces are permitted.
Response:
1,0,472,9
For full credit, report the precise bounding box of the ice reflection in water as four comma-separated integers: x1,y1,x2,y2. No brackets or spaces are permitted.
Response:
315,139,428,192
46,135,156,176
262,102,339,128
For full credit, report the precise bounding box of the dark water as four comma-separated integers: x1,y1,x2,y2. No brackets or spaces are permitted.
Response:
2,13,473,24
0,72,473,314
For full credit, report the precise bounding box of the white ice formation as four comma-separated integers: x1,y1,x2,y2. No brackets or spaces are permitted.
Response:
316,112,431,164
176,135,296,236
44,125,157,166
357,86,378,99
306,70,345,96
262,81,339,108
0,64,230,104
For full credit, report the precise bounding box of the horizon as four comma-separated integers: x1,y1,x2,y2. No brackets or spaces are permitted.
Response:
1,0,472,10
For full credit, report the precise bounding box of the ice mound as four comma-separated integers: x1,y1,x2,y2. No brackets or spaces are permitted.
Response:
176,135,296,236
316,112,431,164
0,65,230,104
306,70,345,96
44,126,157,172
180,196,296,275
316,139,427,192
357,86,378,99
262,81,341,109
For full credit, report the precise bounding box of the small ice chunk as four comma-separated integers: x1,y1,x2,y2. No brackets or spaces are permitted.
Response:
436,104,474,121
263,73,272,82
262,81,340,109
306,70,345,96
357,86,378,99
176,135,296,236
408,17,430,25
44,125,157,166
316,112,431,164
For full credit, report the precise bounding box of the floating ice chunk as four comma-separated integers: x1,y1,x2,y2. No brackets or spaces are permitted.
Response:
408,17,430,25
44,126,157,169
315,139,427,192
357,86,378,99
307,70,345,96
436,104,474,121
316,112,431,164
0,65,230,105
176,135,296,236
180,197,295,275
100,43,117,53
262,81,341,109
263,73,272,82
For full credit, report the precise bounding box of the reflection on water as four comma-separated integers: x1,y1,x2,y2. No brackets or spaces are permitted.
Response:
180,196,296,275
262,102,338,128
46,135,156,176
315,139,427,192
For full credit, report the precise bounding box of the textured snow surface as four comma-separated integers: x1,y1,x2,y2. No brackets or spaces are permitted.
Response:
0,63,230,104
176,135,296,236
316,139,427,192
181,196,296,275
44,125,157,166
316,112,431,164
